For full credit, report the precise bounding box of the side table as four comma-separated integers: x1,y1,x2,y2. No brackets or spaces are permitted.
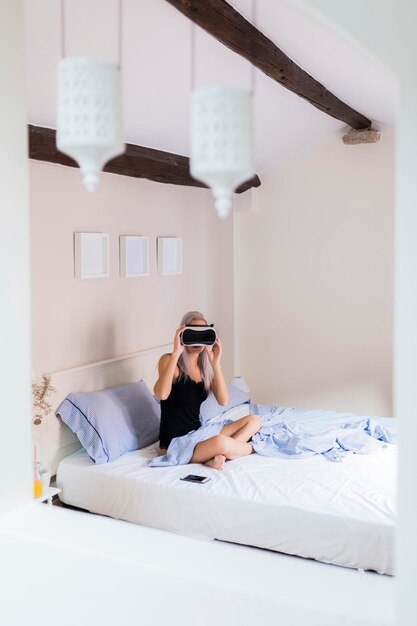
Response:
34,486,61,506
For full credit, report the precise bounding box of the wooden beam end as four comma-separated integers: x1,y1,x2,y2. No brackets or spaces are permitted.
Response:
342,128,381,145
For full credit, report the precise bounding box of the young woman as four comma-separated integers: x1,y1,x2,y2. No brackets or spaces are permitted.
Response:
153,311,261,470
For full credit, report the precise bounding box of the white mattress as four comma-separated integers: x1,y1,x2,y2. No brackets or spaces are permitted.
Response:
57,442,396,574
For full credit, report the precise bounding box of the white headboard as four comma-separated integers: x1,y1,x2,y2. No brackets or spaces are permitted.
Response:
32,344,171,475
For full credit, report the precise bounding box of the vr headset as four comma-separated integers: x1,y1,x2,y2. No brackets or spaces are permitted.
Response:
180,325,217,347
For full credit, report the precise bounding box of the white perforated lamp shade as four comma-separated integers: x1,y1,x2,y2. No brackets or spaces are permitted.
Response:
190,86,254,219
57,57,124,192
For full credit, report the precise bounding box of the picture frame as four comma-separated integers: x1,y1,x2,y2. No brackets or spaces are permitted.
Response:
157,237,183,275
74,232,109,279
119,236,149,278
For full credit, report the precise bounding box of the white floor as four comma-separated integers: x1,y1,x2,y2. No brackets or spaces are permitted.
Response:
0,503,396,626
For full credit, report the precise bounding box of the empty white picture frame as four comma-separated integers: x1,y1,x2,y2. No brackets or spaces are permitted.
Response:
157,237,183,275
120,236,149,277
74,232,109,279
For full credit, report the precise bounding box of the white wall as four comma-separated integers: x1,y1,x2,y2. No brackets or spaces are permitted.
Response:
286,3,417,622
0,0,32,514
235,127,394,416
30,161,235,380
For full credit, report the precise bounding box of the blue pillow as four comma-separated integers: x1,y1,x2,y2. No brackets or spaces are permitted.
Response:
200,377,250,425
56,380,160,464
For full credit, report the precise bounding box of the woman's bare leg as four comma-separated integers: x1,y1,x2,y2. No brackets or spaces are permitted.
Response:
191,435,253,467
205,455,227,470
191,415,262,470
191,415,262,469
220,414,261,442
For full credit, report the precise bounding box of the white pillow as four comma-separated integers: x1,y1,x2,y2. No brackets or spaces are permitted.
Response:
200,377,250,425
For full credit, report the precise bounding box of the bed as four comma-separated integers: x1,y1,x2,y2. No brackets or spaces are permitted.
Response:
35,345,396,576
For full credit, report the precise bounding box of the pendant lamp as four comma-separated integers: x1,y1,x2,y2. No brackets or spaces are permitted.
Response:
189,0,255,221
190,85,253,219
56,1,124,192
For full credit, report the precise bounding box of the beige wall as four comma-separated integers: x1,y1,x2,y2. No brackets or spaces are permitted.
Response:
31,127,394,415
30,161,234,379
235,127,394,416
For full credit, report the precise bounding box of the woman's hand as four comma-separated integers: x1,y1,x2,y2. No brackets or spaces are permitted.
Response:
206,338,222,367
173,325,186,357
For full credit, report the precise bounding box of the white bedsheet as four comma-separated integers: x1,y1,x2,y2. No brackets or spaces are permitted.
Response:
57,442,396,574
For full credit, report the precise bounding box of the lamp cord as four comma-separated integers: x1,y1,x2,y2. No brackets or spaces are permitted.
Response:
250,0,256,96
61,0,123,67
118,0,123,69
60,0,66,59
190,20,196,91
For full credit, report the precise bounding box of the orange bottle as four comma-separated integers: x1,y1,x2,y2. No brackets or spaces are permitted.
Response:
34,462,43,498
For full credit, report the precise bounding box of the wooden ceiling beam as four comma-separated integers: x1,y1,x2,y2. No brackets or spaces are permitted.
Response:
165,0,372,130
28,125,261,194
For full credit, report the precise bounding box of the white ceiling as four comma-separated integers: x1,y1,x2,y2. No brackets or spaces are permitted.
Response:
25,0,396,172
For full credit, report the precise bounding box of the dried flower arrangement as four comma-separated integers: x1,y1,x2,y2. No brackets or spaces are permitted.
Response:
32,375,56,425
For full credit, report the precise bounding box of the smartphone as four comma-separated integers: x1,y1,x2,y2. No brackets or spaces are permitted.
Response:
180,474,211,484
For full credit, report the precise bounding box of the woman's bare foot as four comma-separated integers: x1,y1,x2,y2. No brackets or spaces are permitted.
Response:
205,454,226,470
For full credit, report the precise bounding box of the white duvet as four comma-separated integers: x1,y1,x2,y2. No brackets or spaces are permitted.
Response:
57,440,396,574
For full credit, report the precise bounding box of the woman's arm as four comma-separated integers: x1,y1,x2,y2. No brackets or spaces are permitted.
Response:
207,338,229,406
211,363,229,406
153,326,185,400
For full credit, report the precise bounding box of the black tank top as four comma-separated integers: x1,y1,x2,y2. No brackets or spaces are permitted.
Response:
158,376,208,449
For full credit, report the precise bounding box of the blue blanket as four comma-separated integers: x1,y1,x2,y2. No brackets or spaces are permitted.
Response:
148,403,397,467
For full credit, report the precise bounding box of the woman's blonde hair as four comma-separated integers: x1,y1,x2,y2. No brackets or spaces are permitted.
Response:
177,310,213,392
